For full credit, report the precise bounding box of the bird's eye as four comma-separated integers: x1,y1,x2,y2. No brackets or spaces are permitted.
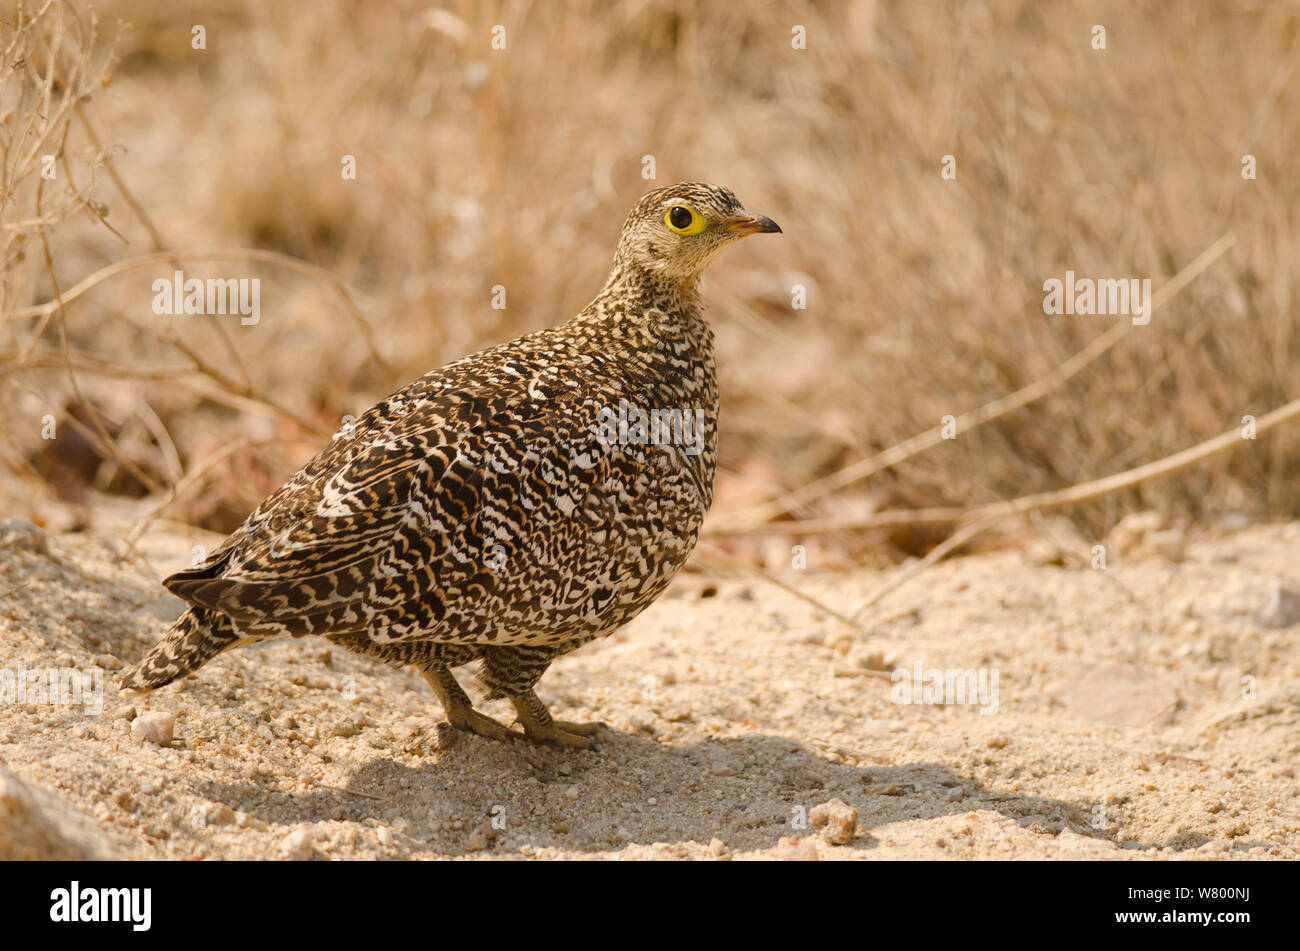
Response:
664,205,705,235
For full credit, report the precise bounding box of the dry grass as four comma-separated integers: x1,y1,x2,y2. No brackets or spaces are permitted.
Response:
2,0,1299,567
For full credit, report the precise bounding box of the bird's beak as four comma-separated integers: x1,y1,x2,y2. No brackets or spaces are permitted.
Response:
725,212,782,235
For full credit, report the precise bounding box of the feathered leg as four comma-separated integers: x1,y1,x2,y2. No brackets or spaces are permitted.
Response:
480,647,604,749
421,666,520,742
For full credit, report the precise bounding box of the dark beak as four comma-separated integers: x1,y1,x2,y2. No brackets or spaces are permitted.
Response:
725,212,782,235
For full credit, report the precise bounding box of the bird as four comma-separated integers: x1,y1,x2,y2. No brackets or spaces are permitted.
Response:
121,182,781,749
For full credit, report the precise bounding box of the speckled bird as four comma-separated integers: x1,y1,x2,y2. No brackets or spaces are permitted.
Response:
121,182,781,748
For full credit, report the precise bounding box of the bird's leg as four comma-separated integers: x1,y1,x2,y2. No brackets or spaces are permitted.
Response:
421,667,519,743
479,646,604,749
509,689,603,750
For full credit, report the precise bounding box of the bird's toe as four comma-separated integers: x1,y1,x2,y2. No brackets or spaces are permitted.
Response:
552,719,605,736
447,708,521,743
522,722,598,750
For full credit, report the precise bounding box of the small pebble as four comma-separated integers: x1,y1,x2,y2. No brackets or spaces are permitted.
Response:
809,798,858,845
235,812,267,831
130,711,175,746
279,827,316,859
196,802,236,827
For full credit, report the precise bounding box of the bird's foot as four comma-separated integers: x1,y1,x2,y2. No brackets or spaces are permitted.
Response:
423,667,521,744
510,691,603,749
445,706,522,743
553,719,604,736
519,719,600,749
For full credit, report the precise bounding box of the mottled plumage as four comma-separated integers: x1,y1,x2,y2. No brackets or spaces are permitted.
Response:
122,182,780,747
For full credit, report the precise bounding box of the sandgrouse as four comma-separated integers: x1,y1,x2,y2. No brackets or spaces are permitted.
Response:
122,182,781,748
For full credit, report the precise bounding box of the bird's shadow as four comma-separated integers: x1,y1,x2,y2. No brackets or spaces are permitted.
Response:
199,728,1132,858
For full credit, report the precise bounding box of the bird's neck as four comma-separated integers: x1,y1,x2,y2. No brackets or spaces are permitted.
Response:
580,263,704,335
558,263,714,390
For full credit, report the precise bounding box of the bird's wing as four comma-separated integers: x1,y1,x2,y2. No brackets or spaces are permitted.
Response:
164,360,627,645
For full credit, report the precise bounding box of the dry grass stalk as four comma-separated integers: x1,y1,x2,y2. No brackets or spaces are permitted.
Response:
716,393,1300,538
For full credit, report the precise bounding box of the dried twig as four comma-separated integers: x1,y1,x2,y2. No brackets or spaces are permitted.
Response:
36,161,163,493
312,781,386,802
713,392,1300,537
692,539,867,635
9,248,392,379
848,517,996,621
123,437,268,545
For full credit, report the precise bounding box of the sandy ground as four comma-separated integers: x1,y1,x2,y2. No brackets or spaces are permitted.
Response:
1,517,1298,860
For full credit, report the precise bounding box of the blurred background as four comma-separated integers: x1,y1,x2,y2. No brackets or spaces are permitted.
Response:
2,0,1298,573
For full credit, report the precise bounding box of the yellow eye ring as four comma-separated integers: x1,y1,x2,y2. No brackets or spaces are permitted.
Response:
664,204,706,235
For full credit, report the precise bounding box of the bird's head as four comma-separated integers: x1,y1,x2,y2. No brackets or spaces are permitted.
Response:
611,182,781,287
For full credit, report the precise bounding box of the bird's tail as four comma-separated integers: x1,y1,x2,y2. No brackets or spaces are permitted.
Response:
120,606,242,691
